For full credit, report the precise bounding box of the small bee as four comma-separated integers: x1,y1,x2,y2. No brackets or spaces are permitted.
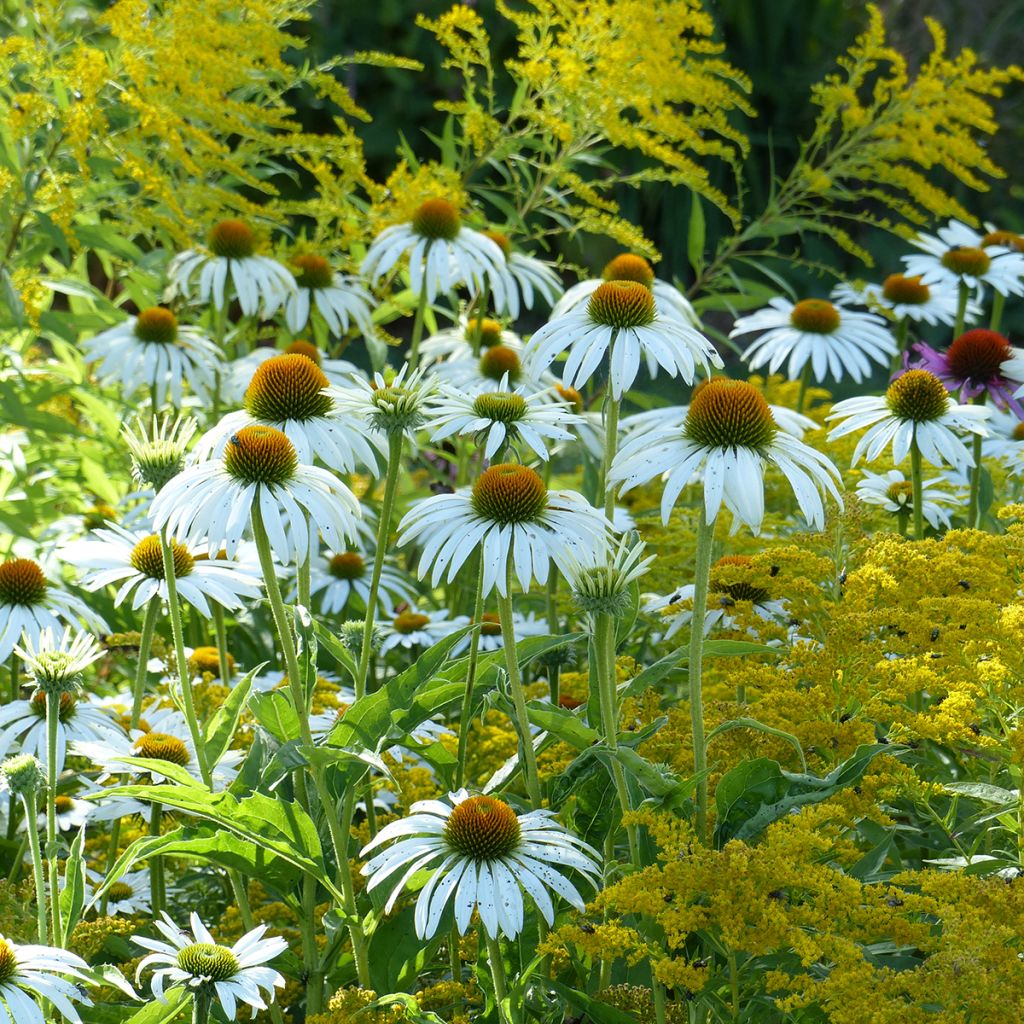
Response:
229,434,242,447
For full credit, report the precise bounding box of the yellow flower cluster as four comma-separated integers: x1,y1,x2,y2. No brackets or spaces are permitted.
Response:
791,4,1023,255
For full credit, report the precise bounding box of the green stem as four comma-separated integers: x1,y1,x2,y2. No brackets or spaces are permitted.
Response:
449,922,462,983
890,317,909,375
910,438,924,541
45,693,61,945
210,605,233,688
688,508,714,842
968,430,985,530
301,874,324,1016
595,612,639,863
483,928,512,1024
601,333,621,522
160,532,212,787
250,504,372,989
131,599,160,729
150,802,164,919
408,269,431,370
496,554,542,807
456,561,486,790
796,362,813,415
98,816,122,917
356,432,404,699
653,978,668,1024
21,792,47,943
192,989,211,1024
954,281,969,338
545,574,560,708
8,655,17,704
991,291,1007,333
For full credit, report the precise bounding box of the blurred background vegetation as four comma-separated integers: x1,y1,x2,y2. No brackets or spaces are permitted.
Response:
291,0,1024,292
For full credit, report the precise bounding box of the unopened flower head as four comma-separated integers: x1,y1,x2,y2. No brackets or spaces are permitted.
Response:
339,619,387,658
14,627,103,696
122,414,198,492
0,753,45,797
566,534,654,617
335,365,436,436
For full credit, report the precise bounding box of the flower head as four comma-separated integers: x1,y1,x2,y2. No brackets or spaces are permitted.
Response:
611,378,842,532
135,912,286,1019
910,330,1024,414
731,296,895,384
902,219,1024,297
526,277,720,399
285,254,374,337
565,534,654,617
399,464,609,596
14,627,102,696
166,219,296,316
122,414,198,492
827,369,990,470
0,934,93,1024
333,366,436,436
151,425,361,562
360,789,601,939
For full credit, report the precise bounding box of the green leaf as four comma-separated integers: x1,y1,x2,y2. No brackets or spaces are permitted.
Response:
119,988,191,1023
367,904,445,992
703,639,779,658
249,690,300,744
59,825,87,946
98,783,333,896
92,825,302,904
705,717,807,773
547,980,638,1024
715,743,896,845
74,222,144,262
204,664,261,766
325,627,474,752
943,781,1016,805
525,700,598,749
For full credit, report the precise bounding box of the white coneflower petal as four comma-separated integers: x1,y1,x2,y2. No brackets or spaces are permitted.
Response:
285,254,375,336
901,219,1024,297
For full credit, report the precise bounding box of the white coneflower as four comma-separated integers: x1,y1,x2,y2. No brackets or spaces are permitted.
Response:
64,524,262,617
646,554,788,640
151,425,362,562
832,275,976,327
39,792,93,832
134,913,286,1020
361,198,505,304
0,933,94,1024
427,376,581,461
826,369,990,473
481,230,562,320
284,253,375,336
82,307,221,407
360,789,601,939
453,610,548,654
166,219,296,317
902,219,1024,298
420,316,522,365
611,378,842,532
978,403,1024,473
380,608,469,655
525,279,720,400
194,354,383,473
856,469,963,531
0,557,106,664
302,550,418,616
94,868,152,916
551,253,700,327
731,297,896,384
74,708,242,789
398,463,609,596
221,340,360,405
434,342,551,396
